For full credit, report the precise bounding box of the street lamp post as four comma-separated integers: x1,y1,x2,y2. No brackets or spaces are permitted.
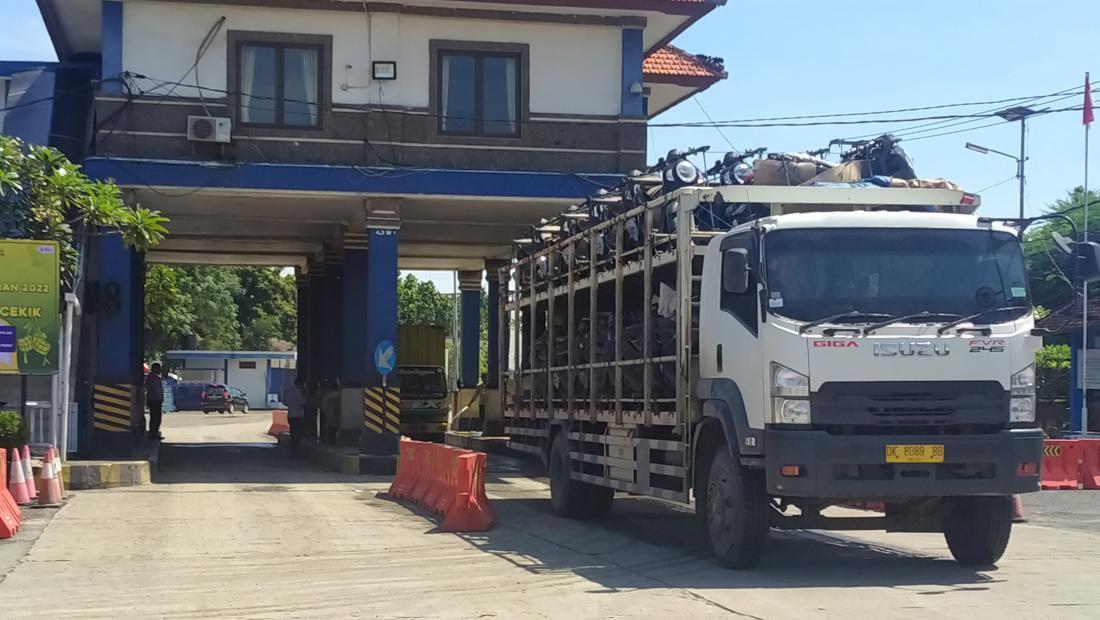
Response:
965,106,1039,219
965,141,1024,218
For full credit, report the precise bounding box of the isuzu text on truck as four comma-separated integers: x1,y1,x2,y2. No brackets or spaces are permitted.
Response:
497,176,1090,569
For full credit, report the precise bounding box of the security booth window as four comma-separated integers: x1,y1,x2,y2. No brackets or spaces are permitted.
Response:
438,51,519,137
238,42,321,128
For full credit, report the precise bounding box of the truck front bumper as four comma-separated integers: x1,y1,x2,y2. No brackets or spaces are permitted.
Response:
763,428,1042,498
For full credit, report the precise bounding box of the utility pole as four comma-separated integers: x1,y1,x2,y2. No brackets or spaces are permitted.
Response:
994,106,1040,219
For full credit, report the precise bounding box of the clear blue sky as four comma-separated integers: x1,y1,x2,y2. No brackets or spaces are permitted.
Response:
5,0,1098,292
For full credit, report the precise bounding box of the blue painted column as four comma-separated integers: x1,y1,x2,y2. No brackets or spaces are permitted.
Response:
307,261,326,442
620,29,645,119
1071,334,1084,433
295,273,309,383
101,1,124,95
360,221,401,459
339,233,370,446
322,255,344,383
91,234,142,456
458,270,483,388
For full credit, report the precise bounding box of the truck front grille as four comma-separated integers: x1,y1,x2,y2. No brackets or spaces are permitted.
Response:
812,381,1007,434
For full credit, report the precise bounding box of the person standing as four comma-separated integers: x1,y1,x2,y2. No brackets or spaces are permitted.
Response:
284,378,307,458
145,363,165,441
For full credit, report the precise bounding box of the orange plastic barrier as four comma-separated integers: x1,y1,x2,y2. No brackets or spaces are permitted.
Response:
0,449,22,539
267,410,290,437
388,438,496,532
1041,439,1082,490
1078,439,1100,490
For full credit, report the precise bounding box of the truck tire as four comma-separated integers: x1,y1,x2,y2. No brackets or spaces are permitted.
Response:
548,433,612,518
703,446,769,569
943,496,1013,566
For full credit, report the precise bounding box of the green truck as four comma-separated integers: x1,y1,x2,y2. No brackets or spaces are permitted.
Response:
397,325,450,440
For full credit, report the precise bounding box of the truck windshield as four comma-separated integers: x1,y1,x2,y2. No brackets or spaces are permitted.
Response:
397,367,448,398
764,228,1030,323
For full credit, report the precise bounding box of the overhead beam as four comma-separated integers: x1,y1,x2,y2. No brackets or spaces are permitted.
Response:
147,251,306,268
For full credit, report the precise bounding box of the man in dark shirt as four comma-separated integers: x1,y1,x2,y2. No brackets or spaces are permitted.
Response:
146,363,165,441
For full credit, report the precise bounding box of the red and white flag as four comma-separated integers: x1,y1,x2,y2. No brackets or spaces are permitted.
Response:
1086,72,1095,126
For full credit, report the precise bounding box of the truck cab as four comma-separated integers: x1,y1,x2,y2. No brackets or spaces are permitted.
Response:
396,365,449,439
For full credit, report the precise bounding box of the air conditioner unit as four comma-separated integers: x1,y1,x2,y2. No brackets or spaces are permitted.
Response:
187,115,232,143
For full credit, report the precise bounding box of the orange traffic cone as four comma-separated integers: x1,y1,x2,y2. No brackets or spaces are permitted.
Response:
54,447,66,498
37,448,62,508
20,446,36,502
8,449,32,505
1012,495,1026,524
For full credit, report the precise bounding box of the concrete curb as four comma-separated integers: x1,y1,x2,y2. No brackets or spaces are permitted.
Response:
62,461,152,490
445,432,533,461
275,434,396,475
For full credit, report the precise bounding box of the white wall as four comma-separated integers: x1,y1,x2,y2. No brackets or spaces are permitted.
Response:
122,0,623,116
224,360,267,409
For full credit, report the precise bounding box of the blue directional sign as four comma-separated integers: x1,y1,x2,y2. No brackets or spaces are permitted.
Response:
374,340,396,377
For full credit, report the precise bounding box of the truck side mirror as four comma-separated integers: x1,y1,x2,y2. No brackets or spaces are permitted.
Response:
1078,241,1100,283
722,249,750,294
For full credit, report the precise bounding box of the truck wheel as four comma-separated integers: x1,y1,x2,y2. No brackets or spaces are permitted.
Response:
943,496,1013,566
549,433,605,518
703,446,769,569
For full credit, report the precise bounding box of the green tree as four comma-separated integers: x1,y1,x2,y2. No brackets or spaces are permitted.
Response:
397,274,453,331
234,267,297,349
171,266,242,352
0,136,168,287
144,264,195,359
1023,187,1100,313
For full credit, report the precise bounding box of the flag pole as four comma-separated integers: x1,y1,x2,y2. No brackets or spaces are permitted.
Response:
1083,72,1093,435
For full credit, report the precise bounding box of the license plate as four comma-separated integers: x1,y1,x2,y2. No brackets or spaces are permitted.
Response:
886,444,944,463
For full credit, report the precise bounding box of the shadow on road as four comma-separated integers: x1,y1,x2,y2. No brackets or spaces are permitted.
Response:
449,493,1001,592
155,442,360,485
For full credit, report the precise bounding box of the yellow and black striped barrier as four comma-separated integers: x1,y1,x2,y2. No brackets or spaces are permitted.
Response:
93,383,132,433
364,386,401,434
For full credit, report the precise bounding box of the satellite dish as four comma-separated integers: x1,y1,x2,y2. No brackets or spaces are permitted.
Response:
1052,230,1074,255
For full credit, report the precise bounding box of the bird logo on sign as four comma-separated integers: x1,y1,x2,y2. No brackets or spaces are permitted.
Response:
374,340,396,377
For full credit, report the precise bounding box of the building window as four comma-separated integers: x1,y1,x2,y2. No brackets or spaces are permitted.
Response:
438,51,520,137
237,42,321,128
238,361,257,369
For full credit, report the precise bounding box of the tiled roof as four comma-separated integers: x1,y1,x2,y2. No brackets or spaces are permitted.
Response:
644,45,727,84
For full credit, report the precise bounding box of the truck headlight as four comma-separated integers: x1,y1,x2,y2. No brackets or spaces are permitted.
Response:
1009,365,1036,423
771,363,809,398
773,398,812,424
1009,397,1035,423
1011,365,1035,397
771,363,811,424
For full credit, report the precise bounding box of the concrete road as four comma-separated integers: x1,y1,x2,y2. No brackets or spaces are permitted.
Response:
0,418,1098,618
161,410,276,445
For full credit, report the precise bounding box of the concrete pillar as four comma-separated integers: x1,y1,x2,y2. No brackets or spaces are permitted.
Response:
306,262,326,438
90,234,143,456
482,261,507,435
358,204,401,471
338,233,370,446
295,273,309,383
322,255,344,383
458,270,483,389
101,1,124,95
484,261,507,390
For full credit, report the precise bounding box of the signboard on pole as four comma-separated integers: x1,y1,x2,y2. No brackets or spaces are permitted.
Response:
0,240,60,375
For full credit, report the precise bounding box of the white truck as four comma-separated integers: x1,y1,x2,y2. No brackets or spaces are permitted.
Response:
499,183,1049,569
